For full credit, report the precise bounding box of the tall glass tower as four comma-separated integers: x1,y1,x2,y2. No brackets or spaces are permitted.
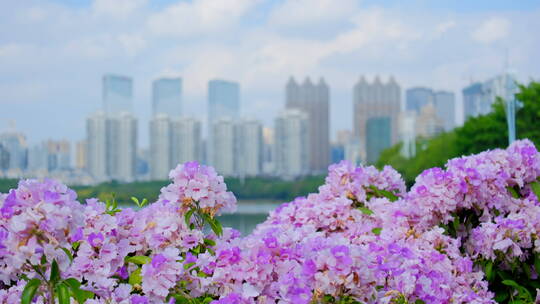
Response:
153,78,182,117
103,74,133,115
207,79,240,166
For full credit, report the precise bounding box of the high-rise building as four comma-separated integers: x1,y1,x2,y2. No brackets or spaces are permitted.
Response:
153,78,182,117
0,131,27,171
274,109,309,178
86,111,108,181
107,112,137,182
262,127,275,175
75,140,87,170
27,143,49,172
406,87,433,113
407,87,455,132
366,117,392,164
171,117,202,167
236,119,263,176
462,82,484,120
212,118,236,176
433,91,455,131
0,143,9,171
398,111,417,158
416,103,444,138
463,73,517,121
285,77,330,173
353,76,400,164
149,114,171,180
103,74,133,115
208,79,240,166
46,140,71,171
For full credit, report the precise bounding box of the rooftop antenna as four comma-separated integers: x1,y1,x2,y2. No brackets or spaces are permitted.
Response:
504,48,516,145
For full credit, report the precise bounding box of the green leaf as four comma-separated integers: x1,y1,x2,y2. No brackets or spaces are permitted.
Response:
484,260,493,281
131,196,140,205
371,227,382,235
170,294,191,304
40,254,47,265
125,255,151,265
197,271,208,278
358,207,374,215
61,247,74,263
204,215,222,236
415,300,426,304
56,283,70,304
379,189,399,202
64,278,94,303
535,254,540,278
531,181,540,201
128,268,142,286
72,241,80,250
507,186,520,198
452,216,460,232
501,279,521,289
184,262,196,270
21,278,42,304
203,238,216,247
50,259,61,284
494,290,508,302
202,297,214,304
185,209,195,227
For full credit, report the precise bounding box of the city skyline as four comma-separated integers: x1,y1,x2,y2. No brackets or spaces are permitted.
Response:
2,1,540,146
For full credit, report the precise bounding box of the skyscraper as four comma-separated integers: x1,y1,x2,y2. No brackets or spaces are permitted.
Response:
46,140,71,171
275,109,309,178
75,140,87,170
462,82,484,120
86,111,108,181
171,117,202,167
103,74,133,115
398,111,417,158
149,114,171,180
353,76,400,164
406,87,455,132
107,112,137,182
153,78,182,117
212,118,236,176
406,87,433,113
462,73,517,121
236,119,263,176
415,103,444,138
285,77,330,174
433,91,455,131
207,79,240,166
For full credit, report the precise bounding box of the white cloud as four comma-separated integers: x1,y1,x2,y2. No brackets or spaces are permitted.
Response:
147,0,258,37
117,34,147,57
269,0,358,28
472,17,510,43
435,20,456,37
92,0,147,19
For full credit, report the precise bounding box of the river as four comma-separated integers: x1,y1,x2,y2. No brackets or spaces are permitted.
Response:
217,200,282,236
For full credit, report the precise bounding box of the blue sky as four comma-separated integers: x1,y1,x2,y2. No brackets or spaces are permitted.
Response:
1,0,540,146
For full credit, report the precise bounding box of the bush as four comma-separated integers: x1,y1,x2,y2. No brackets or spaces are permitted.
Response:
2,140,540,303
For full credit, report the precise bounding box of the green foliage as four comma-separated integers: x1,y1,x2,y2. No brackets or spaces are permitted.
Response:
377,81,540,187
21,258,94,303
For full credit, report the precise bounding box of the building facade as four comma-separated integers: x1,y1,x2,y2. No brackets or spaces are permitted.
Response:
103,74,133,115
236,119,263,176
153,78,182,117
285,77,330,173
212,118,237,176
353,76,400,164
207,79,240,166
274,109,310,178
149,114,172,180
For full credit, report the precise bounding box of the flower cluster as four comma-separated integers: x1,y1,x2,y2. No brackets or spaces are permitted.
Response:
2,142,540,303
